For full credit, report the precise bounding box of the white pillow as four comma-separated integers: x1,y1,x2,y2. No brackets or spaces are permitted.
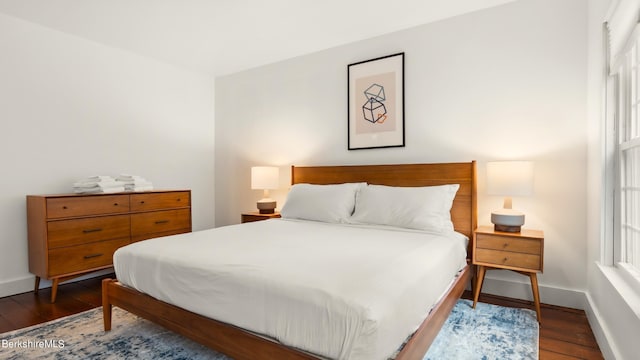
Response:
349,184,460,232
280,183,365,223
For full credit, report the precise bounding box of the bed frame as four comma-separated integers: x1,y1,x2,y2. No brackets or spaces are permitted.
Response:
102,161,477,360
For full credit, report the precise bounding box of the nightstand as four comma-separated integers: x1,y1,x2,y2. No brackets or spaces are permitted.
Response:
241,212,281,223
472,225,544,322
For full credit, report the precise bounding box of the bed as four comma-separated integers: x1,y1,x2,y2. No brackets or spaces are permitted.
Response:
102,161,477,360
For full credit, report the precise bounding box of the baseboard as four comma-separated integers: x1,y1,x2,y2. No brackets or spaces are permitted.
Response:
584,292,620,360
479,276,587,310
0,269,114,298
0,275,35,298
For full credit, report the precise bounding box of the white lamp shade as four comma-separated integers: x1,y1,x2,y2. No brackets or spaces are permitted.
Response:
251,166,279,190
486,161,534,196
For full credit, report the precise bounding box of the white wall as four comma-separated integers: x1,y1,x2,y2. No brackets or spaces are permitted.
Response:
216,0,588,308
0,13,215,297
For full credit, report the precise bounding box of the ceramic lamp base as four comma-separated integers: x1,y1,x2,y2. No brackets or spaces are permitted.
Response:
257,200,276,214
493,224,522,232
491,210,525,233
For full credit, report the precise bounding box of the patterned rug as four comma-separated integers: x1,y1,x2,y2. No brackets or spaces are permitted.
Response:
0,299,538,359
425,299,539,359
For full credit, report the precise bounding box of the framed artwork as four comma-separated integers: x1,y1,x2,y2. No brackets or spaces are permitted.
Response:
348,52,405,150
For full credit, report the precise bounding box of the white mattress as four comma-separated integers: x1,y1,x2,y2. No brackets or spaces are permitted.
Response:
114,219,468,360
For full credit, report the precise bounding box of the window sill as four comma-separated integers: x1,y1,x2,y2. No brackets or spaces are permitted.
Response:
597,262,640,321
617,262,640,291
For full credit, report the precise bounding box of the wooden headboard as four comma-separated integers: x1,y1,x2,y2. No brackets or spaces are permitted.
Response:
291,161,477,240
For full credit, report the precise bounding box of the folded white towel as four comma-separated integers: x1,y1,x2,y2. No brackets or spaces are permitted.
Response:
73,180,121,188
101,186,126,193
124,180,153,186
116,174,147,181
129,185,154,192
73,185,126,194
73,174,152,193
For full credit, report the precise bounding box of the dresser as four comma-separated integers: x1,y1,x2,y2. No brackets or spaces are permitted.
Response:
27,190,191,302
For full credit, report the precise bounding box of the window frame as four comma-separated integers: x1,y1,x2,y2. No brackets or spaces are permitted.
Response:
607,23,640,292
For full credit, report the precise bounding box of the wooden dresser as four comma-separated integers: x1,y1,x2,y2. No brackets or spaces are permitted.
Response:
27,190,191,302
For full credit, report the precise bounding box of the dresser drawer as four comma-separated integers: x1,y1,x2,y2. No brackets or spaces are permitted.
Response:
47,195,130,219
130,208,191,237
130,192,190,212
476,234,541,255
48,237,129,277
475,248,542,271
47,215,130,249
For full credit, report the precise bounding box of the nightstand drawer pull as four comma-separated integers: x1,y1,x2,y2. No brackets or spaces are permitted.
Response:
83,253,103,259
82,228,103,234
155,220,169,224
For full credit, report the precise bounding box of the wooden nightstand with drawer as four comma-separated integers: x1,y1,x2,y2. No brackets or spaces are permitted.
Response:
472,225,544,321
241,212,281,223
27,190,191,302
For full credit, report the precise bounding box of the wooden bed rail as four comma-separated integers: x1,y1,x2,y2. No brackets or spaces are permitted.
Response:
102,265,470,360
102,278,318,359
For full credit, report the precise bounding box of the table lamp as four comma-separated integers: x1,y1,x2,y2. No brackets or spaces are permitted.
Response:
486,161,534,232
251,166,279,214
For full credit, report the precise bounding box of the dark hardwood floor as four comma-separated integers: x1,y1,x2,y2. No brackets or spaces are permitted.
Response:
0,275,106,333
462,291,604,360
1,275,603,359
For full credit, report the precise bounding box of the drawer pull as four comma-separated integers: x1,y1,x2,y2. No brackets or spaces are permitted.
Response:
82,228,103,234
62,206,68,209
140,201,145,204
503,257,509,262
83,253,103,259
177,198,182,202
114,203,119,206
155,220,169,224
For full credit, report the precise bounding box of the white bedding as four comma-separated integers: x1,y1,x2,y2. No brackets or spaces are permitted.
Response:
114,219,467,360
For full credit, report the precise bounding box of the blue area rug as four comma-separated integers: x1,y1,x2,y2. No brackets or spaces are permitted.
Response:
0,299,538,359
425,299,539,360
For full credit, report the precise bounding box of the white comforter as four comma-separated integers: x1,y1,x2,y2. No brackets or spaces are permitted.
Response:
114,219,467,360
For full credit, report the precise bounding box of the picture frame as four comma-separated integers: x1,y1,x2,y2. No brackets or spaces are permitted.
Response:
348,52,405,150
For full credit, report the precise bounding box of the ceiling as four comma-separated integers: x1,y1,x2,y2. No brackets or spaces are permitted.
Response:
0,0,516,76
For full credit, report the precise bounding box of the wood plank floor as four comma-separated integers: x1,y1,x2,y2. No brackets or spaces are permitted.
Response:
1,275,603,359
462,291,604,360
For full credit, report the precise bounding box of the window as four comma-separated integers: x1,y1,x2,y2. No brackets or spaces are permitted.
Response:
609,22,640,280
618,31,640,273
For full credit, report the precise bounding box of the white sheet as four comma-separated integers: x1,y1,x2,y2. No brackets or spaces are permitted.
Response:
114,219,467,360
